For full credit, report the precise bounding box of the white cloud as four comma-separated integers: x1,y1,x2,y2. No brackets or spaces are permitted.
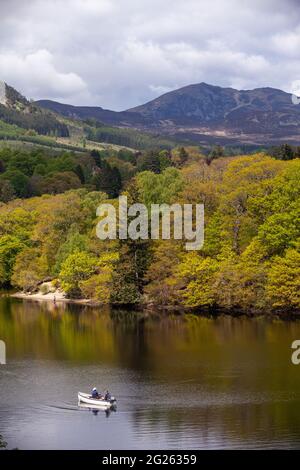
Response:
0,49,87,100
0,0,299,109
271,30,300,57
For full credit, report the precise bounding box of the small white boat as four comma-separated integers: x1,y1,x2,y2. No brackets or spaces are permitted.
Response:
78,392,116,408
78,402,116,413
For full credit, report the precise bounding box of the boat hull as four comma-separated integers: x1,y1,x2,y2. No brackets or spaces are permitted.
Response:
78,392,115,407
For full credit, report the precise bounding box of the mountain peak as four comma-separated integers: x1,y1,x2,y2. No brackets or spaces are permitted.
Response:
0,81,69,138
37,81,300,146
0,81,7,106
0,80,30,110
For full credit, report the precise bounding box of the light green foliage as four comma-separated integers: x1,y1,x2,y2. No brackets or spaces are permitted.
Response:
257,209,300,256
0,235,25,284
0,150,299,313
11,248,48,291
158,150,173,171
0,207,35,240
79,252,119,302
177,253,219,307
54,231,89,274
266,247,300,309
136,167,184,207
59,251,99,297
149,154,300,313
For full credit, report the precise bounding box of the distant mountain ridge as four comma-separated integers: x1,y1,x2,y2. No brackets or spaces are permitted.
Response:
36,100,149,127
127,83,291,124
36,82,300,145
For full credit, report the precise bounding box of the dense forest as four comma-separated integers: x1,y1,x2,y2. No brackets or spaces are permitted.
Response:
85,121,175,150
0,84,69,137
0,104,69,137
0,143,299,314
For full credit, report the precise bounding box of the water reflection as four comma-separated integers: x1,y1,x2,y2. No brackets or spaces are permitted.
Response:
78,403,117,417
1,298,300,449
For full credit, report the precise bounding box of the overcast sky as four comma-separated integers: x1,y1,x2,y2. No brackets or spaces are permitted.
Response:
1,0,300,110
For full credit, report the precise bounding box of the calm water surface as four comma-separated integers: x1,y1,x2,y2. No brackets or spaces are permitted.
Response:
1,297,300,449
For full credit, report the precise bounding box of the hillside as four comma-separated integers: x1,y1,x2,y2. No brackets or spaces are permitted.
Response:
4,80,300,150
128,83,300,139
0,81,69,137
36,100,148,126
37,82,300,146
0,81,175,151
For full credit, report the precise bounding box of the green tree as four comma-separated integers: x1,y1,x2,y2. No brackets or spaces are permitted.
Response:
177,253,219,307
11,248,48,291
0,235,25,285
93,161,122,197
271,144,295,161
136,167,184,207
74,164,85,184
80,252,118,302
59,251,98,297
257,208,300,256
137,151,161,173
158,150,173,171
0,180,15,202
1,170,31,198
266,247,300,309
54,231,88,274
91,149,102,168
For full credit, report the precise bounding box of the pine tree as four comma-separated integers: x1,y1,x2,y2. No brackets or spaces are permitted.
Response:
137,150,161,173
74,164,85,184
90,150,102,168
110,166,122,197
92,161,122,198
206,145,224,165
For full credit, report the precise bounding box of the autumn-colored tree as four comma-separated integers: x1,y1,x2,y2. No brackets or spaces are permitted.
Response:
266,247,300,309
11,247,48,291
0,235,25,285
59,251,99,298
0,150,299,313
80,252,118,302
144,240,183,306
177,252,219,307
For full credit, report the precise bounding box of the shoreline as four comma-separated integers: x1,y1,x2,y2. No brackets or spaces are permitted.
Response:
11,291,101,306
9,292,300,320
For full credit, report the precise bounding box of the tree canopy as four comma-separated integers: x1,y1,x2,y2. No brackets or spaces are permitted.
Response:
0,147,298,314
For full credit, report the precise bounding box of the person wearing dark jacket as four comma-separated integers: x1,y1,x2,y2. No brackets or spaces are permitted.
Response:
91,387,101,399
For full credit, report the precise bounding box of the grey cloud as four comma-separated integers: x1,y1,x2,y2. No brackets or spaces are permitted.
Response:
0,0,300,109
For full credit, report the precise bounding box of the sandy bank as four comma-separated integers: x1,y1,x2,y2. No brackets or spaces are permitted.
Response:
11,291,99,306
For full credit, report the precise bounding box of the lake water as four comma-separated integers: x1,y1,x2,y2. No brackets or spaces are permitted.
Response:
0,296,300,449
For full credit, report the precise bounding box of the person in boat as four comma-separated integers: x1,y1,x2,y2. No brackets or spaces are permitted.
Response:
104,390,111,401
91,387,101,399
